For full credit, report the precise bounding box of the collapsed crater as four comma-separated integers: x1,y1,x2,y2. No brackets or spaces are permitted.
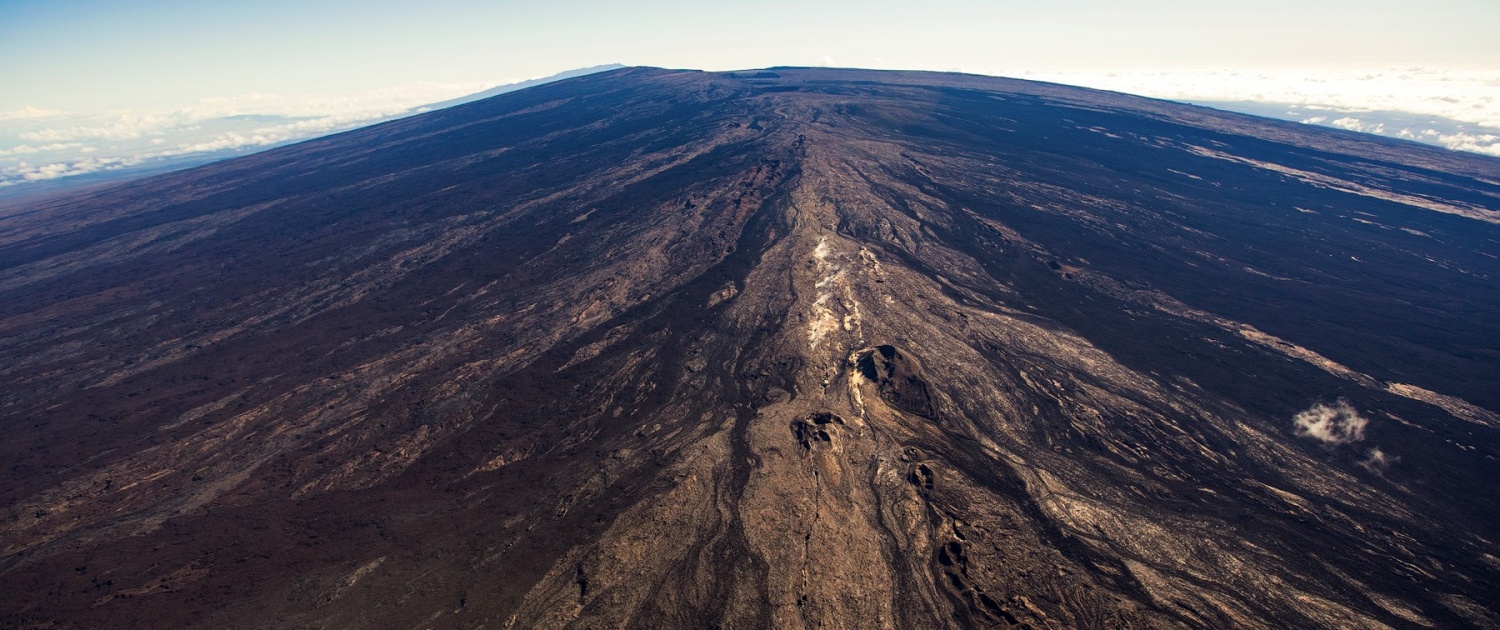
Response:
791,412,844,451
907,464,935,492
855,345,937,418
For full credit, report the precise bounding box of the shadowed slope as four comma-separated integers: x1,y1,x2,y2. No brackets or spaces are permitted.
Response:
2,67,1498,629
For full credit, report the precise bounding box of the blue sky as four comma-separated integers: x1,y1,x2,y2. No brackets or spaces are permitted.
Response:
5,0,1496,110
2,0,1498,187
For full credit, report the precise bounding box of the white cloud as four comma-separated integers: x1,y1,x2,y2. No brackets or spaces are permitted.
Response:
998,67,1500,130
1292,400,1369,445
1299,114,1500,156
1329,117,1386,135
8,82,486,148
0,80,490,187
0,142,83,156
1361,447,1398,471
0,154,144,182
146,110,400,158
972,66,1500,157
0,106,66,121
1423,130,1500,156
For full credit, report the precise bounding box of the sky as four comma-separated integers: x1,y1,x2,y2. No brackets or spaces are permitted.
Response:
2,0,1498,187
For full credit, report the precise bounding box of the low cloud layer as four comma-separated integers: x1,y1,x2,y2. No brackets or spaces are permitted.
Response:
1294,109,1499,156
1292,400,1369,445
1010,67,1500,128
0,107,66,122
996,67,1500,157
0,81,492,188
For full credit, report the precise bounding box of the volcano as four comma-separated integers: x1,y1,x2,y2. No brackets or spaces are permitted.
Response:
2,67,1499,629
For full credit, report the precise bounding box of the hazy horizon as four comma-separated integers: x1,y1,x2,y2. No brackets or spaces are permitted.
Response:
3,0,1497,188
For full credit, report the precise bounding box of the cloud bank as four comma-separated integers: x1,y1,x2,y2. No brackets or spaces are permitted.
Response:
996,67,1500,156
0,107,67,122
0,81,491,188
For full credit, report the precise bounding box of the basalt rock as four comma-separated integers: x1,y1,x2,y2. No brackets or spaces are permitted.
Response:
1,67,1498,629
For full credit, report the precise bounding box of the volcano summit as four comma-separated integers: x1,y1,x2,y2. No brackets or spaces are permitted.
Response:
2,67,1498,629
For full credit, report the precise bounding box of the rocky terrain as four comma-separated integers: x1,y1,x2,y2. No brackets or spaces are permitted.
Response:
1,67,1498,629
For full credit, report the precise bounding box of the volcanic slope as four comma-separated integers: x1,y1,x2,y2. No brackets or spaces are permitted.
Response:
2,67,1499,629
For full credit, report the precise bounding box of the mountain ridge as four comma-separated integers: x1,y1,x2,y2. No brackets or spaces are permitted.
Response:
1,66,1497,629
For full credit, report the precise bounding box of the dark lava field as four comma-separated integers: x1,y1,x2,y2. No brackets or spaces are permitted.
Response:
1,67,1498,629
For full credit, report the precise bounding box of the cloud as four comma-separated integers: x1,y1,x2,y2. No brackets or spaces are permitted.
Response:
0,80,491,187
0,106,66,121
0,155,144,183
0,142,84,156
1361,447,1398,471
1300,113,1500,156
1417,130,1500,156
1328,117,1385,134
145,111,398,158
1292,399,1368,445
18,119,155,143
944,65,1500,157
998,67,1500,130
